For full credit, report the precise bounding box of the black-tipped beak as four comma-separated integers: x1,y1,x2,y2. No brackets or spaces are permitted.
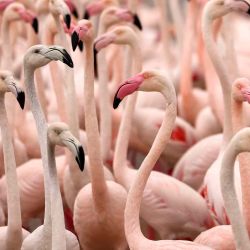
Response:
247,7,250,15
75,146,85,171
133,14,142,30
113,96,122,109
64,14,71,29
71,31,79,51
78,40,84,51
94,47,98,78
72,8,78,19
83,10,90,19
62,49,74,68
17,91,25,109
32,18,39,34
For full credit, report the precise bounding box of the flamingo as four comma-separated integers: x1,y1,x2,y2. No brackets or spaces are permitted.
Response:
0,70,29,250
194,77,250,249
71,19,128,250
21,44,74,249
22,122,83,250
200,0,250,224
114,69,213,249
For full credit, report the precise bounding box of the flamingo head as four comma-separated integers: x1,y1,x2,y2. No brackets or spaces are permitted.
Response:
47,122,85,171
233,78,250,104
204,0,250,20
100,7,142,30
71,19,93,51
0,70,25,109
24,44,73,70
83,0,118,19
49,0,71,29
5,3,38,33
95,26,137,51
113,70,166,109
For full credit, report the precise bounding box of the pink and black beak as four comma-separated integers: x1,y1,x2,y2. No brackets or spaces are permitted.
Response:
65,0,78,19
64,14,71,29
93,33,116,78
116,9,142,30
113,74,144,109
83,1,104,19
5,77,25,109
132,13,142,30
71,30,84,52
17,8,39,34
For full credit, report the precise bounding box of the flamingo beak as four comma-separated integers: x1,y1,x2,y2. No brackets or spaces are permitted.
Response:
5,77,25,109
32,18,39,33
71,31,79,51
17,9,39,34
133,14,142,30
62,132,85,171
64,14,71,29
65,0,78,18
113,74,144,109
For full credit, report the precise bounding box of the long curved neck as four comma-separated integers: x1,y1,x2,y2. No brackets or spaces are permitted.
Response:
97,23,112,162
0,95,22,250
113,42,142,184
47,142,66,250
24,66,52,249
221,136,250,250
84,39,108,213
232,98,250,234
202,10,233,148
125,83,177,245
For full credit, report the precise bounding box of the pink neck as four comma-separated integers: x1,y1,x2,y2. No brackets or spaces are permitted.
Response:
125,81,176,245
202,7,233,149
84,40,108,213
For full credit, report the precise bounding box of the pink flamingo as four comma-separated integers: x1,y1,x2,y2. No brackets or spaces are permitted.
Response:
114,69,213,249
200,0,250,224
71,19,128,250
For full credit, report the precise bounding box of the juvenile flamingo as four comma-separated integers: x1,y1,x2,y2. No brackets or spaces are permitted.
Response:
21,44,74,249
0,71,29,250
200,0,250,224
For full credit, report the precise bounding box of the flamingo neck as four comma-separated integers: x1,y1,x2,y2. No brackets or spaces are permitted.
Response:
47,142,66,250
24,67,52,248
202,10,233,149
221,136,250,250
84,40,108,213
113,42,142,185
232,99,250,234
0,95,22,249
125,81,176,245
97,22,112,162
179,1,198,113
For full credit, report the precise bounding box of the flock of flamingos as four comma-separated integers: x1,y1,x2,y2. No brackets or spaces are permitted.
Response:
2,0,250,249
